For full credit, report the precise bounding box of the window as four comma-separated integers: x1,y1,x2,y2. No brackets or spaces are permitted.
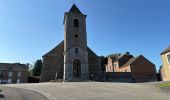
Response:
18,72,21,77
17,78,20,84
114,64,117,67
75,48,79,54
8,71,13,77
8,78,12,84
167,54,170,63
74,19,79,27
9,66,13,70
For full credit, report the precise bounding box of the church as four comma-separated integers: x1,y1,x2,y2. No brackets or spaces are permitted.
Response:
40,4,102,82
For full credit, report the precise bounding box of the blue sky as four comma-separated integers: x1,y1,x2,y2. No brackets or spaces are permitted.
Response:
0,0,170,70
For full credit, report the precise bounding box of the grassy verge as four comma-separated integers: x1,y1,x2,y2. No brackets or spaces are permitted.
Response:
158,82,170,88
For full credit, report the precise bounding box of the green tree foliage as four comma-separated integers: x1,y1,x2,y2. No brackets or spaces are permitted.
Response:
106,53,121,59
32,59,42,76
27,63,34,76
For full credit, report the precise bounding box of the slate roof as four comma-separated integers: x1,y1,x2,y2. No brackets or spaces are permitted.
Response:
161,45,170,55
113,54,133,62
43,41,64,57
114,54,124,62
43,40,98,57
0,63,28,71
69,4,82,14
122,56,140,67
87,47,98,57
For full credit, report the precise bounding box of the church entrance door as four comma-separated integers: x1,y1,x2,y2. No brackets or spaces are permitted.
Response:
73,59,81,78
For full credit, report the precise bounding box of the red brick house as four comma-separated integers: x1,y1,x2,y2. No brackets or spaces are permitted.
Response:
105,53,157,82
105,57,114,72
106,52,133,72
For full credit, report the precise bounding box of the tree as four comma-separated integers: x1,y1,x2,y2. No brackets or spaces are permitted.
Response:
27,63,34,76
32,59,42,76
106,53,121,59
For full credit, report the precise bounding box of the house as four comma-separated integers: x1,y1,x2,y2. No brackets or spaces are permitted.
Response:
160,46,170,81
0,63,29,84
105,53,157,82
106,52,133,72
113,52,133,72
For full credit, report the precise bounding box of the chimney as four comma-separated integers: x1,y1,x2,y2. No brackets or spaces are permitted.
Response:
126,52,130,55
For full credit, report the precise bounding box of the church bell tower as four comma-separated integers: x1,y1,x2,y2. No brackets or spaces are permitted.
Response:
63,4,89,81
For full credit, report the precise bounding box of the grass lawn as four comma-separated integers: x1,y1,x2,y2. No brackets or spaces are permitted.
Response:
158,82,170,88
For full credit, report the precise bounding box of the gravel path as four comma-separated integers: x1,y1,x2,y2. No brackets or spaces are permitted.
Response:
2,82,170,100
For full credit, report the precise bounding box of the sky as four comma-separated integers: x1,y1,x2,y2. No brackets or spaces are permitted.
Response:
0,0,170,70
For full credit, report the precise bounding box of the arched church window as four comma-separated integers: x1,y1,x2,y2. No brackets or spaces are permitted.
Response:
74,19,79,27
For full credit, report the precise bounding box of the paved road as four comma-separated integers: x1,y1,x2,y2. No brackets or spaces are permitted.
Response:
0,87,49,100
3,82,170,100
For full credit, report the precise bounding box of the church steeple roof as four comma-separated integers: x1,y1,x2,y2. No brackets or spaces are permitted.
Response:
69,4,82,14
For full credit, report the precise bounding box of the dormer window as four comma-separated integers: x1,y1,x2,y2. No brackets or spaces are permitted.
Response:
74,19,79,27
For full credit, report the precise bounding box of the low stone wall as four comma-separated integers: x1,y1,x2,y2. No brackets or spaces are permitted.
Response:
89,72,132,82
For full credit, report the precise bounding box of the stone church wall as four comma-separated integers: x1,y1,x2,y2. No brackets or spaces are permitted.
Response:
40,43,102,82
40,42,64,82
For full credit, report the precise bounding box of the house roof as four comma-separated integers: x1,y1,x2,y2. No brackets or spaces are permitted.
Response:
114,54,124,62
113,54,133,62
121,55,154,67
69,4,82,14
161,45,170,55
122,56,140,67
0,63,28,71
